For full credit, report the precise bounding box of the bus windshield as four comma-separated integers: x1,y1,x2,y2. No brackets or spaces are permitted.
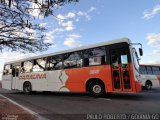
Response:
133,49,139,72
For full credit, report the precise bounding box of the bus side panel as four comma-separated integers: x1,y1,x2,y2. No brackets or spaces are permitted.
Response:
140,75,147,87
18,71,70,92
17,79,24,91
65,65,113,93
134,81,142,92
18,72,48,91
17,79,47,92
129,63,142,93
140,75,160,88
47,70,70,92
129,64,137,92
2,75,12,90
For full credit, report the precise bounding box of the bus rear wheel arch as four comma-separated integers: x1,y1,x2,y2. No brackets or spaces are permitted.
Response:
86,79,105,97
145,80,152,90
23,81,32,94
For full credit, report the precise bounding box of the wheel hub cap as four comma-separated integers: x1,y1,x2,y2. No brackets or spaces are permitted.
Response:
93,85,101,93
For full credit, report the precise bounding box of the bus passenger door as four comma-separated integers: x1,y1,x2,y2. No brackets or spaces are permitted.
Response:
110,48,132,92
12,65,20,90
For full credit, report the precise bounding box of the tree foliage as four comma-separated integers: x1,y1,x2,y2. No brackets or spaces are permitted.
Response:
0,0,78,53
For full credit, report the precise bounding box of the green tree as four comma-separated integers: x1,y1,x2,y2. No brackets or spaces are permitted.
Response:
0,0,78,53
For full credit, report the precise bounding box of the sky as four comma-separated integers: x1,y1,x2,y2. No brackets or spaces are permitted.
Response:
0,0,160,79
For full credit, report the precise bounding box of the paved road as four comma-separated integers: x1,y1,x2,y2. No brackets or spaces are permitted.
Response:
0,88,160,120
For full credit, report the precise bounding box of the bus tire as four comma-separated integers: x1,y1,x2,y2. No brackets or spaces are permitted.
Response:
145,81,152,90
23,82,32,94
88,81,105,97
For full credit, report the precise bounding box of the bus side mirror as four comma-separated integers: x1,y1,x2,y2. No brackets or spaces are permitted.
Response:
139,48,143,56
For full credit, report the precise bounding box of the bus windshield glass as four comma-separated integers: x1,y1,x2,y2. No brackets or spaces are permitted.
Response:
133,48,139,72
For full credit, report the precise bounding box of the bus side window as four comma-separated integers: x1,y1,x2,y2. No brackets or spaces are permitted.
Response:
83,47,106,67
111,55,119,68
46,55,63,70
63,52,83,69
53,55,63,70
121,54,128,68
139,66,147,74
152,66,160,75
23,61,33,73
11,66,20,77
3,64,12,75
20,62,24,73
146,66,152,75
15,66,20,76
3,67,6,75
12,66,16,77
46,57,54,70
101,56,106,65
33,58,46,72
83,58,89,66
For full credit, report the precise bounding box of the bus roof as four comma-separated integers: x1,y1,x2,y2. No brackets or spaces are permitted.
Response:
140,64,160,67
5,37,131,65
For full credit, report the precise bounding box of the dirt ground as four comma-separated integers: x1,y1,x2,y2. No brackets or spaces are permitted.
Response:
0,81,37,120
0,96,37,120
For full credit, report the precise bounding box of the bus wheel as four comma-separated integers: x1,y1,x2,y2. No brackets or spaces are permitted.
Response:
89,82,105,97
145,81,152,90
23,82,32,94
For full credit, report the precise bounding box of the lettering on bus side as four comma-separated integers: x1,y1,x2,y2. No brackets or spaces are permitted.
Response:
19,73,46,80
89,70,100,75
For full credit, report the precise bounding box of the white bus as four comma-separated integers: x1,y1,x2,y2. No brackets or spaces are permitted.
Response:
139,65,160,90
2,38,143,97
